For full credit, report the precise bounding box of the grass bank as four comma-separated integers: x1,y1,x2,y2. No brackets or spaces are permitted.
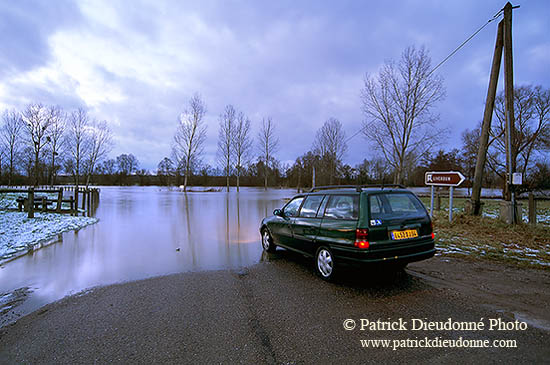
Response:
420,197,550,269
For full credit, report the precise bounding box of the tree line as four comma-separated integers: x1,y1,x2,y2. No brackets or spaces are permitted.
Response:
2,46,548,192
0,104,115,187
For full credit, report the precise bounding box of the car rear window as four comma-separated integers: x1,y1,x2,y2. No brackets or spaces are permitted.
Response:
369,193,427,219
299,195,324,218
324,195,359,220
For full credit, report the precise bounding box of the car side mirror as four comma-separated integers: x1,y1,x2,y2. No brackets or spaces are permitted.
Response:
273,209,282,216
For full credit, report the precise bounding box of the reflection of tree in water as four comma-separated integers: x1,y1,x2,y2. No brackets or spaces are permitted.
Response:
184,194,197,268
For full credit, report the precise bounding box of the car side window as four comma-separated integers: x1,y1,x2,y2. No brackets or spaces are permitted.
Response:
324,195,359,220
283,197,304,217
299,195,324,218
316,195,328,218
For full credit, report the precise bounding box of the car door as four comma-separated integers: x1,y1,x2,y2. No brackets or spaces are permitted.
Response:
317,195,359,248
271,196,304,249
292,195,325,256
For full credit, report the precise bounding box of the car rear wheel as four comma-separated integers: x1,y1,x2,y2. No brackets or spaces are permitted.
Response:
316,247,335,280
261,229,276,253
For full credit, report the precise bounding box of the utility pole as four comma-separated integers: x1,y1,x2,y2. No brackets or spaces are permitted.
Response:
503,1,518,223
469,2,519,223
469,21,503,215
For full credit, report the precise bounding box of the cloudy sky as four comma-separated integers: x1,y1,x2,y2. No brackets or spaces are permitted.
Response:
1,0,549,170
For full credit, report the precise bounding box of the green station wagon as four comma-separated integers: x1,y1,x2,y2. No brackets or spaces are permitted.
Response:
259,185,435,280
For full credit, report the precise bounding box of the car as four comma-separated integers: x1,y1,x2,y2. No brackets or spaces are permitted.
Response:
259,185,435,280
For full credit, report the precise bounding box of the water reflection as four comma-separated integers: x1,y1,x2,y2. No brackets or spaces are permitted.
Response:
0,186,292,322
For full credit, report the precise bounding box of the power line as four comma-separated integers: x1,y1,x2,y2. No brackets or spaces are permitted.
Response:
427,8,503,78
347,8,504,144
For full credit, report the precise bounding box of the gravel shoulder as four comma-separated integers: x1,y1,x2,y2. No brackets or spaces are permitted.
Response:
1,253,549,363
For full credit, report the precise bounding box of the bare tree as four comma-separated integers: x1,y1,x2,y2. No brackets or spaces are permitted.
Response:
85,120,114,187
461,127,481,187
157,157,175,186
66,108,90,188
488,85,550,191
101,159,117,175
258,117,279,190
172,93,207,192
1,109,23,185
22,103,53,186
361,46,446,184
233,112,252,192
312,117,347,185
46,106,66,186
217,105,236,192
116,153,139,175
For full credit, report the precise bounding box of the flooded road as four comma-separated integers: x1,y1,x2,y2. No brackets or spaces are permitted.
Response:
0,186,294,323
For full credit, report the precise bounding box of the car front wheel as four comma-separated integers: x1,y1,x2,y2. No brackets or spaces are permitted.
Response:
261,228,276,253
316,247,335,280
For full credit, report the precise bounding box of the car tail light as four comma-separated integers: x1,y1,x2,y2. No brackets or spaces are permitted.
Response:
430,221,435,239
355,229,369,249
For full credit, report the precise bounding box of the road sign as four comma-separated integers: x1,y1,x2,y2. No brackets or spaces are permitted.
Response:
425,171,465,187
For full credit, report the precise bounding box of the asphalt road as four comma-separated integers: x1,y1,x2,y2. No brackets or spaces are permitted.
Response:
1,251,549,364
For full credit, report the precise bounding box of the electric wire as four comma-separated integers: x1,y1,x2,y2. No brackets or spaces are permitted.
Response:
346,8,505,144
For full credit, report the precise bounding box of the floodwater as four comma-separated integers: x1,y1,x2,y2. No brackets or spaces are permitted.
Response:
0,186,294,324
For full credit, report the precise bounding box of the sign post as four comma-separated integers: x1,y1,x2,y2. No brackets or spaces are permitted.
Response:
425,171,466,222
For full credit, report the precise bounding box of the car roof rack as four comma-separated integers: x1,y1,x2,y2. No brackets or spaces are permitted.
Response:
308,184,406,193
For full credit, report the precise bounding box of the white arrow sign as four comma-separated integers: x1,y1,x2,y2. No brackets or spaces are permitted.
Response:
425,171,466,187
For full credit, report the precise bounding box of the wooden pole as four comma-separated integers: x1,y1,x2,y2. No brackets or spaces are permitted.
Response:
503,2,517,222
56,188,63,212
528,192,536,225
28,187,34,218
470,21,504,215
74,186,79,216
87,189,91,216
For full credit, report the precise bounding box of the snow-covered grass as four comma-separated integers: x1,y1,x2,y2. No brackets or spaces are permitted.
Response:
435,237,550,268
0,211,97,262
429,208,550,269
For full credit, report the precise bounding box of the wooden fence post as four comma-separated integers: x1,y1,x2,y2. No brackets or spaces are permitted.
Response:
28,187,34,218
57,188,63,212
528,192,536,225
435,193,441,211
86,189,91,216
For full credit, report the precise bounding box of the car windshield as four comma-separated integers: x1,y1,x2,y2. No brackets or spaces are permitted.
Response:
369,193,427,221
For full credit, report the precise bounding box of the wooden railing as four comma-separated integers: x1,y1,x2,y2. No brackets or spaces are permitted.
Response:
0,186,100,218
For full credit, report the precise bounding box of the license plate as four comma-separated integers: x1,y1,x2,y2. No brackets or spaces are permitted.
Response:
391,229,418,240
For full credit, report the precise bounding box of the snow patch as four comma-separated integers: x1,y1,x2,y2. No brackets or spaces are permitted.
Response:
0,210,98,262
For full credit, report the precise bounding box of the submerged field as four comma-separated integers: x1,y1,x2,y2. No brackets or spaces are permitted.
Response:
1,189,549,269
